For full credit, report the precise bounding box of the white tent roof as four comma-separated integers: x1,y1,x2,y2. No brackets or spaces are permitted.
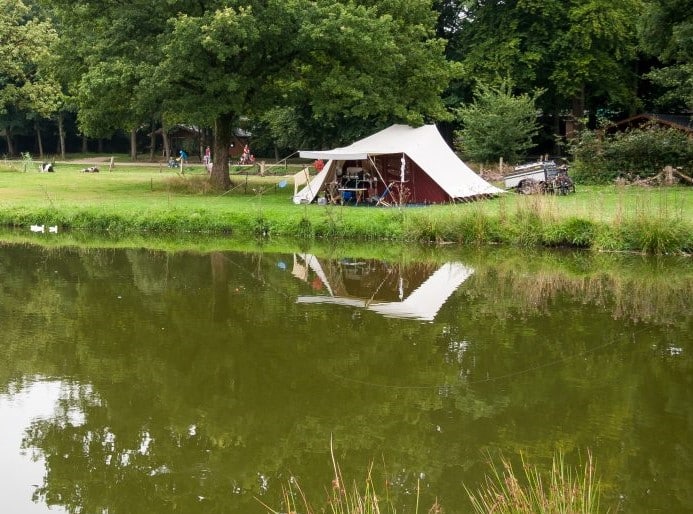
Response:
295,124,503,204
297,261,474,321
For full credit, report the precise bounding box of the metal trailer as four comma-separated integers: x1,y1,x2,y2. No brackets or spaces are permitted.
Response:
504,160,575,195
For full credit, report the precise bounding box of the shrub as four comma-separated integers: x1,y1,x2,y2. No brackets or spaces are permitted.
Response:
570,124,693,184
455,82,542,164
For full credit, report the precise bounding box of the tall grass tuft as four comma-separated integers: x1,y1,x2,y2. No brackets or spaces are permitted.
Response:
466,451,602,514
259,440,440,514
164,175,216,195
296,215,315,239
618,217,692,254
542,217,598,248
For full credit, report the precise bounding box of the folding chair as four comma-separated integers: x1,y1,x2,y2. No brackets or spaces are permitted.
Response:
326,181,341,204
375,181,397,207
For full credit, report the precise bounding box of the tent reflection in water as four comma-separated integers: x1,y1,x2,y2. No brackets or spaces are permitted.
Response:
295,124,504,206
292,254,474,321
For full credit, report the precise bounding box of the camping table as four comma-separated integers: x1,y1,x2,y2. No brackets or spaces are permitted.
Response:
338,188,367,205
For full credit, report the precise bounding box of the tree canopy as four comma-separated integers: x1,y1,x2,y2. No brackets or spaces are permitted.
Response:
638,0,693,110
148,0,459,188
1,0,691,171
0,0,62,155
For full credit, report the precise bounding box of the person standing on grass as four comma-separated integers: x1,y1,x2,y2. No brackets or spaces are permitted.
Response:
240,144,251,165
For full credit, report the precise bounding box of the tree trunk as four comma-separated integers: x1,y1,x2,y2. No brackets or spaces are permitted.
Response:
130,127,137,161
5,127,15,156
161,121,170,160
58,113,66,159
552,109,561,154
149,121,156,162
35,120,44,159
566,86,586,139
211,113,233,190
82,135,88,153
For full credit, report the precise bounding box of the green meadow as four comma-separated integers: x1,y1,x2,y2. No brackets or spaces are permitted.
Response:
0,159,691,254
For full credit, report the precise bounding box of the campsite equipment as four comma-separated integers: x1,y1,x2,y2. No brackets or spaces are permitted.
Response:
504,160,575,195
294,125,503,205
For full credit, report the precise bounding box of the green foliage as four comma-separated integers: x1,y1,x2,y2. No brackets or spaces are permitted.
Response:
454,83,541,164
0,0,62,124
638,0,693,110
152,0,457,145
549,0,641,108
447,0,641,125
47,0,172,140
645,64,693,111
570,125,693,184
256,107,308,154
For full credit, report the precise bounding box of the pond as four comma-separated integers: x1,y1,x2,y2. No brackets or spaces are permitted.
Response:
0,241,691,513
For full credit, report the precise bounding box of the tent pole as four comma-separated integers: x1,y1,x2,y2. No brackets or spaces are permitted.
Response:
368,156,397,204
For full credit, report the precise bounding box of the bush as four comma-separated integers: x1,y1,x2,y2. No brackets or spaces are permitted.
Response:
455,82,542,164
570,124,693,184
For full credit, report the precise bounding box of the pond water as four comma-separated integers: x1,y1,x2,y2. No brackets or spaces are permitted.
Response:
0,241,691,513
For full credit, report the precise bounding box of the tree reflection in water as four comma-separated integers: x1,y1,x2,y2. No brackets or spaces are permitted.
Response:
0,243,689,513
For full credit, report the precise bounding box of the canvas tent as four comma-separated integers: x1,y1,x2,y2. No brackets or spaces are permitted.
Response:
294,124,503,205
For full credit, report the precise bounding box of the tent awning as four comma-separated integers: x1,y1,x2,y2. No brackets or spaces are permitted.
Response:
299,150,372,160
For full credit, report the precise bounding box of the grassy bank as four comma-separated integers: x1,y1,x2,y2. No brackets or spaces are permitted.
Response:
0,160,691,254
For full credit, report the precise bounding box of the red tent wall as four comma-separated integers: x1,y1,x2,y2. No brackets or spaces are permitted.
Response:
373,155,450,204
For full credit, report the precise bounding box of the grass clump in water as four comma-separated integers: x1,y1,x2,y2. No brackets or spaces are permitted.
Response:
259,441,440,514
466,451,602,514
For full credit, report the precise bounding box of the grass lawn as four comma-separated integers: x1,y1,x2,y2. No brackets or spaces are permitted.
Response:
0,158,691,253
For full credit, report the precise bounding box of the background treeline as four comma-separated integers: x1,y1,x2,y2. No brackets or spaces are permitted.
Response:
1,0,691,176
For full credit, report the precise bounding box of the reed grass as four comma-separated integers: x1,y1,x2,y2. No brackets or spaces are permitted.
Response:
466,451,602,514
260,464,401,514
259,446,603,514
258,440,440,514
